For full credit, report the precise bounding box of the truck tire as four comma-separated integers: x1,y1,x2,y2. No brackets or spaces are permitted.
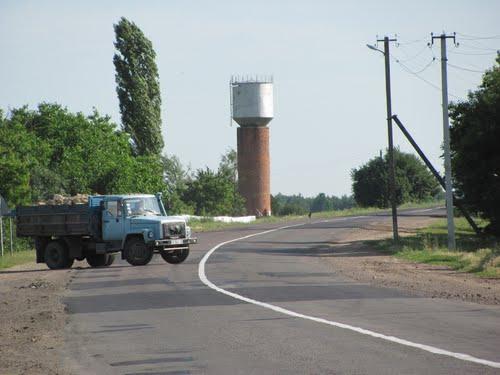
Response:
160,247,189,264
45,241,71,270
105,254,115,266
86,254,108,268
124,237,153,266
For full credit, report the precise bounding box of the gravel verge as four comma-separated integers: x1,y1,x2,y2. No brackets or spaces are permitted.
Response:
0,262,72,375
326,215,500,305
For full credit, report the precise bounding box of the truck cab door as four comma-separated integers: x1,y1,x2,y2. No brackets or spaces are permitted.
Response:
102,200,123,241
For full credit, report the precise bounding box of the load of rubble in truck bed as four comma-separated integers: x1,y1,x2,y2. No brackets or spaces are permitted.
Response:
36,194,89,206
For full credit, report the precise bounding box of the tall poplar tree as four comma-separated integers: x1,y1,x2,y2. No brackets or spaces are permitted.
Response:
113,17,164,156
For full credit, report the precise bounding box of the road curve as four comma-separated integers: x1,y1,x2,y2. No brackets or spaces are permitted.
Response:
63,209,500,374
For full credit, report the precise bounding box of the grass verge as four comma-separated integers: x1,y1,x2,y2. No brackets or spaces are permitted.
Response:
0,250,35,270
368,217,500,278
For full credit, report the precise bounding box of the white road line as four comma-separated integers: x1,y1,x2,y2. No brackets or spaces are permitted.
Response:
198,220,500,369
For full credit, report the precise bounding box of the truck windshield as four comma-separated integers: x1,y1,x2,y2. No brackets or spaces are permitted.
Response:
124,197,161,217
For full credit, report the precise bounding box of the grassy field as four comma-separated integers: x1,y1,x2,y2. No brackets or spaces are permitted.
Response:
188,200,444,233
0,250,35,270
368,218,500,278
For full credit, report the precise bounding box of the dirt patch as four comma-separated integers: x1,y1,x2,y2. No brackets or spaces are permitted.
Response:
326,215,500,305
0,262,72,374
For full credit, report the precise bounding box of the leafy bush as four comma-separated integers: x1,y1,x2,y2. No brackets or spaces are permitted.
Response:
351,148,440,208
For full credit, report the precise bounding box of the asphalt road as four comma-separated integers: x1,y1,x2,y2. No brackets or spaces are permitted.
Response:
63,209,500,375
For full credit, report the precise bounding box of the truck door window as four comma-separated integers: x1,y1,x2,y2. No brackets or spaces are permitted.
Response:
106,201,118,217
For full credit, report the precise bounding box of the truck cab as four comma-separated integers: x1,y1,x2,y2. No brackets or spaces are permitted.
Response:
92,193,197,266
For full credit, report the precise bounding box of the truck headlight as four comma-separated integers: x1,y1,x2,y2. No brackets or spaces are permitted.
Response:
148,231,154,239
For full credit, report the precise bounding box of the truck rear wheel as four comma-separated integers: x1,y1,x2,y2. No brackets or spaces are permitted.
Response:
160,247,189,264
45,241,71,270
86,254,108,268
124,237,153,266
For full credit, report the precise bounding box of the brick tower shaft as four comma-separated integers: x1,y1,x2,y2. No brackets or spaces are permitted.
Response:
237,126,270,216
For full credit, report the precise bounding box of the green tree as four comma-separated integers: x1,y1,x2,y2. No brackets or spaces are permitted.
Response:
449,54,500,234
271,193,355,215
0,108,49,205
351,156,387,207
219,149,238,182
218,149,245,215
181,150,245,216
311,193,332,212
351,149,440,208
182,167,239,216
270,193,311,216
113,17,163,156
162,154,193,214
270,194,284,216
0,103,165,206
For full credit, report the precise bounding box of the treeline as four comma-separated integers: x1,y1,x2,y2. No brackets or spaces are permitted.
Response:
271,193,356,216
0,104,354,218
0,104,245,217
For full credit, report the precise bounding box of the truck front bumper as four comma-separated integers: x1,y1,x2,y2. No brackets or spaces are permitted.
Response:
154,238,197,248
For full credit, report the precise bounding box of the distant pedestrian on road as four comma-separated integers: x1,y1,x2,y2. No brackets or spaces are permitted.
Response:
308,211,312,219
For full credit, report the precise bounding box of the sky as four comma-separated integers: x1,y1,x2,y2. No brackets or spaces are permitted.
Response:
1,0,499,197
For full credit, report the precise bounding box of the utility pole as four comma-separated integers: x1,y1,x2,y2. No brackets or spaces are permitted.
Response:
431,32,456,250
378,36,399,242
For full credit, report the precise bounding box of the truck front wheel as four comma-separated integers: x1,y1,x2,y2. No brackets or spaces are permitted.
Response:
160,247,189,264
124,237,153,266
45,241,72,270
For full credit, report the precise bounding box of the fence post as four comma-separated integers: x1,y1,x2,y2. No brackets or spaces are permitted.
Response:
0,216,4,257
10,217,13,255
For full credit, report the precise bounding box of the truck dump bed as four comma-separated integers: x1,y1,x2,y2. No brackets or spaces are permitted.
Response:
16,204,92,237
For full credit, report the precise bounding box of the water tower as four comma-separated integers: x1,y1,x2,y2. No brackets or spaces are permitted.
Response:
231,76,274,216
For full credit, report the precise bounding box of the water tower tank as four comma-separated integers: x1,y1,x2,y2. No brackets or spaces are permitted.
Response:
230,76,274,217
231,78,273,127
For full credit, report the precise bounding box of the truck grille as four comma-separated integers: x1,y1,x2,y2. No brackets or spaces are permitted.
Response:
163,222,185,238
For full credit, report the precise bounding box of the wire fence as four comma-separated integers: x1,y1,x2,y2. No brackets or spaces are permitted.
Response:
0,216,32,257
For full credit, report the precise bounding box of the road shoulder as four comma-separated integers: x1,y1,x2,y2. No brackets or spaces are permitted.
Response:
324,218,500,305
0,262,72,374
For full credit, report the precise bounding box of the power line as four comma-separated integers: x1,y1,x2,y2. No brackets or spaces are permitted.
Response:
392,56,462,100
459,41,499,52
456,32,500,40
447,68,481,89
448,63,485,74
395,44,430,63
414,58,437,74
449,57,491,72
394,56,436,74
396,37,427,45
449,49,499,56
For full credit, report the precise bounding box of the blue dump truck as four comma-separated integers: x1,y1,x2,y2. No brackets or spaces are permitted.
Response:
15,193,197,269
